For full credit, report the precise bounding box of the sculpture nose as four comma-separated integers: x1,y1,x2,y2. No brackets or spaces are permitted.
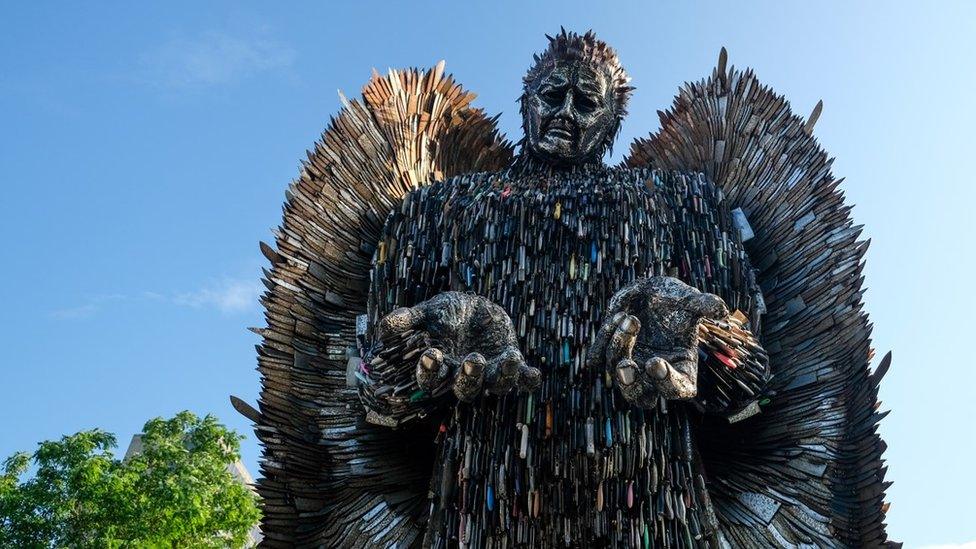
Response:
554,91,575,119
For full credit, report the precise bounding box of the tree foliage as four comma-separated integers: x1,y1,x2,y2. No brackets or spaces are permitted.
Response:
0,412,261,548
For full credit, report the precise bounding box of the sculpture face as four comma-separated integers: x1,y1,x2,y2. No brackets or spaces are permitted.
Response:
523,62,618,166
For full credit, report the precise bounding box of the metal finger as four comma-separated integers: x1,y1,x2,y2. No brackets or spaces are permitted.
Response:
645,356,671,381
615,358,648,403
517,363,542,392
453,352,487,402
415,348,448,393
606,314,640,367
586,310,628,368
378,306,425,339
486,349,522,395
648,356,698,400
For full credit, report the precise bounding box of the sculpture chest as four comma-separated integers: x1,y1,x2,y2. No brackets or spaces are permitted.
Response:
448,170,675,376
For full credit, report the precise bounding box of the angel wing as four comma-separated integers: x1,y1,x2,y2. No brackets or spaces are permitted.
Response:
243,63,512,547
625,49,895,547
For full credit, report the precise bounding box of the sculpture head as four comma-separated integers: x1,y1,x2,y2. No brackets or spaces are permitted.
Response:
520,30,632,167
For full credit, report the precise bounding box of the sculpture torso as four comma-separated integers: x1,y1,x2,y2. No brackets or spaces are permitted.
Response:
368,165,757,547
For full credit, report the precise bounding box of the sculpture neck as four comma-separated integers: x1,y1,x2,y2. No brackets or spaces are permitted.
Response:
509,148,607,177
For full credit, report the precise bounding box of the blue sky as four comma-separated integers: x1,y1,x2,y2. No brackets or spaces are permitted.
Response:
1,2,972,546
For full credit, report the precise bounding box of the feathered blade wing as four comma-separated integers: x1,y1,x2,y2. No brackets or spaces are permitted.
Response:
625,51,894,548
251,64,512,547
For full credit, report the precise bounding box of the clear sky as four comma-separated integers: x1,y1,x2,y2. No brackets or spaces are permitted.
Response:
1,2,972,546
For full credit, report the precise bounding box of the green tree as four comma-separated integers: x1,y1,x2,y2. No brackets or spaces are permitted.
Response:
0,412,261,548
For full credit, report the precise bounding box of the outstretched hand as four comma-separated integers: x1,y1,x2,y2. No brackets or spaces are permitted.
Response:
586,276,728,407
377,292,541,402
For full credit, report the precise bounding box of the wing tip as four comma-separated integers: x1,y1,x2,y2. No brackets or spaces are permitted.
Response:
230,395,262,424
804,99,824,135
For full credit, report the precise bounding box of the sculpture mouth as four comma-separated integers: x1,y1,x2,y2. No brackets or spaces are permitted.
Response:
544,119,577,141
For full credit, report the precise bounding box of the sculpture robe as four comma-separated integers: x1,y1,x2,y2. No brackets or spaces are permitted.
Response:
362,166,767,548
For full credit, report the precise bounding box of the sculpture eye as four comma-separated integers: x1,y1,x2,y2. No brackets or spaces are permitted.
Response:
540,88,565,106
575,93,599,114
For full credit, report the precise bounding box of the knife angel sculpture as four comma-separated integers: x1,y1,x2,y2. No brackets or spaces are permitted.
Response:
237,30,893,548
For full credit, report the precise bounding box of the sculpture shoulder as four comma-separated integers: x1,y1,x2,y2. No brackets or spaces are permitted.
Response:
599,167,727,210
404,171,499,202
391,166,726,218
634,167,729,212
